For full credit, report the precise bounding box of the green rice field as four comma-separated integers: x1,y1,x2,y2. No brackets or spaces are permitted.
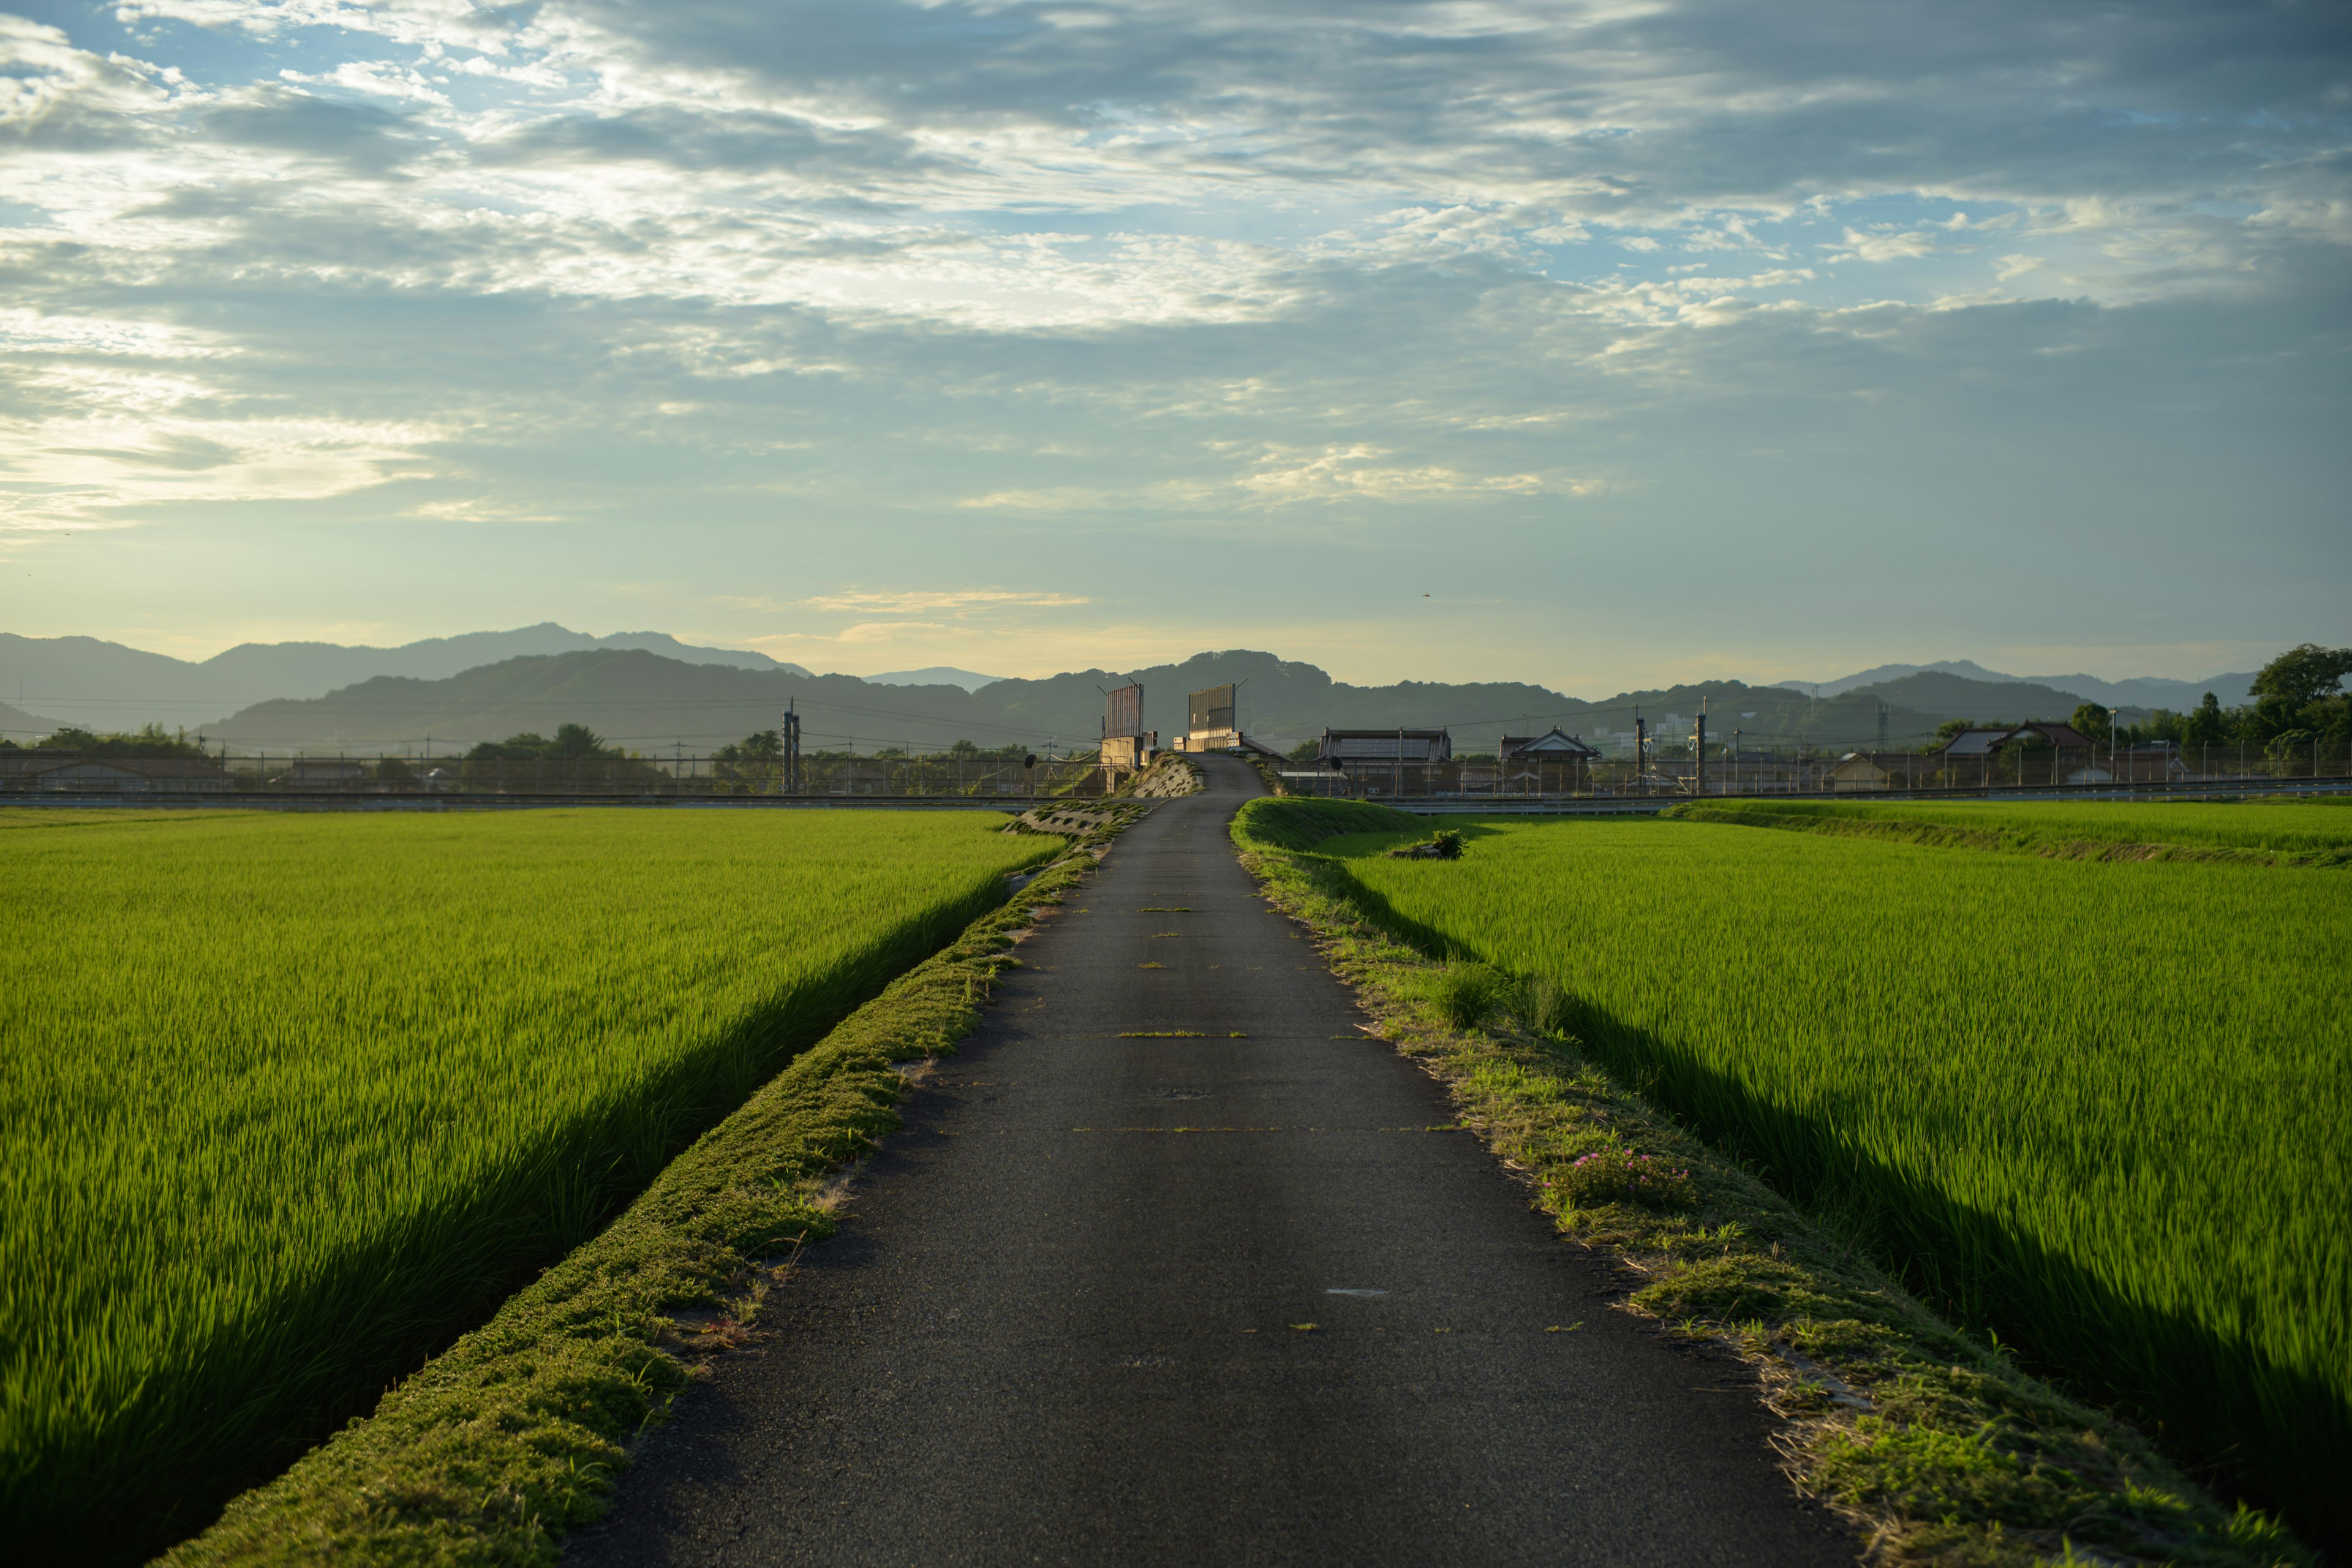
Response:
0,807,1057,1561
1675,796,2352,858
1322,807,2350,1545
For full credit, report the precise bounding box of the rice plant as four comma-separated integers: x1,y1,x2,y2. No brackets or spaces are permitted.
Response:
1687,796,2352,855
0,807,1055,1561
1334,815,2350,1545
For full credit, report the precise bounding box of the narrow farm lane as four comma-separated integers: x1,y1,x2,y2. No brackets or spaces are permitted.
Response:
568,756,1853,1567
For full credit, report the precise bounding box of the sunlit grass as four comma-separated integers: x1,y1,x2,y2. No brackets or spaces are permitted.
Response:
1683,797,2352,855
1331,814,2349,1539
0,807,1055,1556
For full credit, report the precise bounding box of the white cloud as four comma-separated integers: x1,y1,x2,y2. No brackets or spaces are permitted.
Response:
1831,227,1942,263
798,589,1092,613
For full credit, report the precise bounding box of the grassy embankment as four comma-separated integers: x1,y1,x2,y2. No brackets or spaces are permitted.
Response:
1667,797,2352,865
1,808,1069,1564
1233,796,2331,1566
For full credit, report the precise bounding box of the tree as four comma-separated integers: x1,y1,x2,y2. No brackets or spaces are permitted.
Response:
2250,644,2352,709
546,722,612,760
2244,644,2352,745
2069,702,2113,742
712,729,783,794
714,730,782,764
35,723,210,758
466,725,624,762
1287,738,1321,762
2183,693,2228,749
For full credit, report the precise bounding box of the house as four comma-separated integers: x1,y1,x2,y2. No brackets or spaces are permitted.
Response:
0,752,232,793
2008,721,2097,751
1316,728,1452,775
1497,728,1598,791
1937,727,2016,761
1499,728,1599,764
282,758,368,789
1830,752,1929,792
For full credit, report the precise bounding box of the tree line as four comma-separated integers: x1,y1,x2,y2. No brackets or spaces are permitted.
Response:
1929,644,2350,758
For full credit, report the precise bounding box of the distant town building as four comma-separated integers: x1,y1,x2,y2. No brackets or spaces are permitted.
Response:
1316,729,1452,774
282,758,368,789
2008,721,2097,750
0,753,232,793
1936,727,2016,761
1498,728,1598,791
1831,752,1928,792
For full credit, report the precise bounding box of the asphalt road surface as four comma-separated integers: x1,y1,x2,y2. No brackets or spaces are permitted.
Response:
568,755,1853,1567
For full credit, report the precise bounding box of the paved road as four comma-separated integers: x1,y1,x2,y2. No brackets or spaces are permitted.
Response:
568,756,1853,1567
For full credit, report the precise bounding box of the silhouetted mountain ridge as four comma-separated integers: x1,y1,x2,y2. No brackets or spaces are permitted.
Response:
198,647,2094,755
0,625,805,733
1780,658,2253,709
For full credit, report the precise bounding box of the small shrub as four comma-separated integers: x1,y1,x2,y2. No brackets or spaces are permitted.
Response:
1521,973,1574,1035
1552,1148,1697,1209
1429,829,1463,859
1424,961,1513,1030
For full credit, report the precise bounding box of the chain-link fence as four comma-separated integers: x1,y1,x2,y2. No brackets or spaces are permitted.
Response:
1270,738,2352,801
0,748,1111,800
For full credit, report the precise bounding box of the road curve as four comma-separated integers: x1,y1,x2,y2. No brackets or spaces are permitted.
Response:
567,755,1853,1567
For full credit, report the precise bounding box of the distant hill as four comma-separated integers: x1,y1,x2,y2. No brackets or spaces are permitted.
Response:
203,647,1986,755
0,699,62,744
862,666,1009,691
210,651,999,753
1842,671,2104,725
0,625,807,733
1779,658,2254,710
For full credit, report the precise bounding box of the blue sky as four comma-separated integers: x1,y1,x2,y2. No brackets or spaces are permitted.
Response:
1,0,2345,689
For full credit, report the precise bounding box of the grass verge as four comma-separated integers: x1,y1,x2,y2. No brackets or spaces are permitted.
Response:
1230,796,2310,1568
162,805,1144,1567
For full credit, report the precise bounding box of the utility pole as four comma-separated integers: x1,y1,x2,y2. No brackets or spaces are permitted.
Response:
780,701,801,794
1634,707,1647,793
1695,699,1708,797
1877,699,1888,754
1732,727,1742,796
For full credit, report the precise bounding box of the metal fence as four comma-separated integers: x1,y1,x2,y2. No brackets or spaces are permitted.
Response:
0,749,1112,800
1271,739,2352,801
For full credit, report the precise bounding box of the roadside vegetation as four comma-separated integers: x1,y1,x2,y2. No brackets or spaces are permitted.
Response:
1232,797,2335,1564
0,808,1062,1564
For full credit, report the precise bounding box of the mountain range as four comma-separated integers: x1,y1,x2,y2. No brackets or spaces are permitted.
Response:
188,648,2122,756
862,666,1008,692
1776,659,2253,710
3,627,2261,756
0,624,807,735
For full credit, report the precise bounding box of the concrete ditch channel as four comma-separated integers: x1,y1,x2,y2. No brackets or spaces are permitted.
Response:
567,754,1854,1566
